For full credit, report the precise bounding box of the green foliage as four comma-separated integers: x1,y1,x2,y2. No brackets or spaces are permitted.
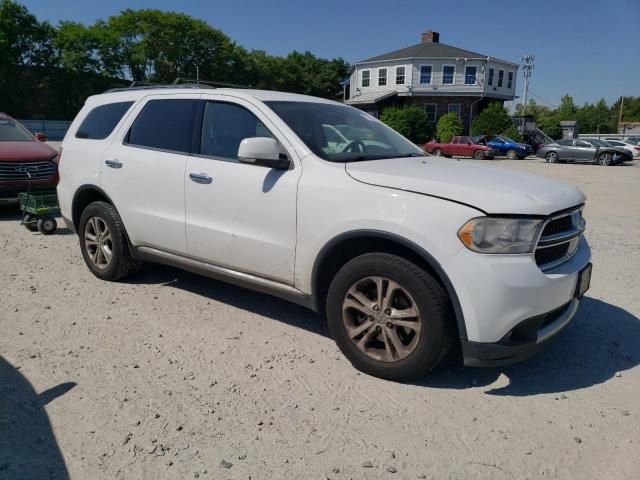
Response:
470,102,511,136
0,0,350,119
379,106,432,144
501,125,523,143
436,113,463,143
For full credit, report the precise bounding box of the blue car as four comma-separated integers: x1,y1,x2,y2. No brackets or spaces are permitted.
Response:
484,135,533,159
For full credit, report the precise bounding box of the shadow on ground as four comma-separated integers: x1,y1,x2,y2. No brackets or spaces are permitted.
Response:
0,357,75,479
130,264,639,396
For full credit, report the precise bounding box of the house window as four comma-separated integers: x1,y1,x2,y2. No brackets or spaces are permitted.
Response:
361,70,370,87
448,104,461,118
442,66,455,85
507,71,513,89
424,104,437,122
498,70,504,87
395,66,405,85
464,66,477,85
419,65,432,84
488,68,494,86
378,68,387,86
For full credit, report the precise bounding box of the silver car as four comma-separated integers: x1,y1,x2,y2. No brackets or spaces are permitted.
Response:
536,139,631,165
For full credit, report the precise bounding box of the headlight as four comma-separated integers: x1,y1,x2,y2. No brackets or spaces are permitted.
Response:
458,217,544,254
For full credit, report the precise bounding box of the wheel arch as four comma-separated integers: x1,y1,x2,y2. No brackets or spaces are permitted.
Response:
310,230,467,340
71,184,116,232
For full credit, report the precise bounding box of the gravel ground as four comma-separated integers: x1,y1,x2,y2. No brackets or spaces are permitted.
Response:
1,158,639,480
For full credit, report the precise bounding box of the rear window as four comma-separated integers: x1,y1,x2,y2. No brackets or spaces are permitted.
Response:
76,102,133,140
126,99,198,154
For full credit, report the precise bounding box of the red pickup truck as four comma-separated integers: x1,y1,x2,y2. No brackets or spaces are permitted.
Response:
423,136,496,160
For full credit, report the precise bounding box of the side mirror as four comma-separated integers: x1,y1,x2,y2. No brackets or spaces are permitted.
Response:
238,137,289,169
35,132,47,142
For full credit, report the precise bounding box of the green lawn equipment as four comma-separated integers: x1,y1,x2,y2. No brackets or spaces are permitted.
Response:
19,190,59,235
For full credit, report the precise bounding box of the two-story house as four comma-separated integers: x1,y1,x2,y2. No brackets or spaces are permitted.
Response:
344,31,518,134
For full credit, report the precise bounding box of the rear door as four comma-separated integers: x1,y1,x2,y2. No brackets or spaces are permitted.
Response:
555,139,575,160
573,140,596,162
100,94,200,253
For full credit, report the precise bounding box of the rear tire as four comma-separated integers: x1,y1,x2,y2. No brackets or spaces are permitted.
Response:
506,149,518,160
545,151,558,163
79,201,139,281
326,253,455,381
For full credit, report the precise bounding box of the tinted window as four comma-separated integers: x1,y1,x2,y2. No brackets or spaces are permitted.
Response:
127,99,198,153
76,102,133,140
200,102,274,160
556,139,573,146
575,141,591,148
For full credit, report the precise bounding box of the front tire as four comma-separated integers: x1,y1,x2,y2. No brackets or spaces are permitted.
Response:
473,150,485,160
79,201,139,281
37,215,57,235
326,253,455,381
598,152,613,166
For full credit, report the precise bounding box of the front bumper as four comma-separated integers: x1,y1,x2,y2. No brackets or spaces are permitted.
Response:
0,184,57,202
443,236,591,348
461,298,580,367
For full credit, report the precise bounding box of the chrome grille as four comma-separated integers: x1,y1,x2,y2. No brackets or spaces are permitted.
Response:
0,160,57,181
535,206,585,271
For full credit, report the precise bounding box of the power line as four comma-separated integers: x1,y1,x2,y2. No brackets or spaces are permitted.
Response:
527,90,559,109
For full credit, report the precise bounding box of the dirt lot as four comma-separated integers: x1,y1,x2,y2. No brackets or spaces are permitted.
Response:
1,158,639,480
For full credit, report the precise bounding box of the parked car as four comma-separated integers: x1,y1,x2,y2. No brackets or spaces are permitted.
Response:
483,135,533,159
0,113,59,204
601,139,640,158
536,138,631,165
58,87,591,381
423,136,496,159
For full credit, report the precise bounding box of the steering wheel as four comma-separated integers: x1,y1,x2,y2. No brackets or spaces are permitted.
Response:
342,140,366,153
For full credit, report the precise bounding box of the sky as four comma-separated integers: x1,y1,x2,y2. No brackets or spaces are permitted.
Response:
19,0,640,108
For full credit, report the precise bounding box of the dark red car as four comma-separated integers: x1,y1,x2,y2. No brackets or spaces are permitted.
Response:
0,113,59,204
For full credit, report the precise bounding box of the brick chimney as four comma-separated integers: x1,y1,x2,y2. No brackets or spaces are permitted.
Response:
421,30,440,43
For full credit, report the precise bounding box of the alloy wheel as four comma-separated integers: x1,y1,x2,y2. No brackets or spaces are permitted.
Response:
341,276,421,362
84,216,113,269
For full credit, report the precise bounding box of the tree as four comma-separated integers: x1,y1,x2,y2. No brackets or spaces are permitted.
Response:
379,106,432,144
436,113,462,143
501,125,523,142
470,102,512,136
556,94,578,120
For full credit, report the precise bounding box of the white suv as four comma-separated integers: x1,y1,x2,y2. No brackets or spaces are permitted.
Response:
58,86,592,380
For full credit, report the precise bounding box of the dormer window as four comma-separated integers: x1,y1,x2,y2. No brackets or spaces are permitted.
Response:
395,66,405,85
378,68,388,86
361,70,370,87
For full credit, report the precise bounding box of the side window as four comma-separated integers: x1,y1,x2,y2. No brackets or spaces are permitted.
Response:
76,101,133,140
557,139,572,146
126,99,198,154
200,102,275,160
575,140,590,148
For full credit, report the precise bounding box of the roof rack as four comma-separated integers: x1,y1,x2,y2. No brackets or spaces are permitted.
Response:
104,78,250,94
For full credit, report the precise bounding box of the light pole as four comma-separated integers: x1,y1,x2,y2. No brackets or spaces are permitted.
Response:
521,54,535,116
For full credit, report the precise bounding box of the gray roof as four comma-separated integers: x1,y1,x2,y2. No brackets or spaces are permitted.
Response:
358,41,512,64
345,89,397,105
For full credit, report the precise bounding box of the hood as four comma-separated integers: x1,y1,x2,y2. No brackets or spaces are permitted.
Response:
345,156,585,216
0,141,57,162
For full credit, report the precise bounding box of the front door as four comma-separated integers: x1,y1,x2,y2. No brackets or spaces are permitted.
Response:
573,140,596,162
100,95,201,254
184,96,300,284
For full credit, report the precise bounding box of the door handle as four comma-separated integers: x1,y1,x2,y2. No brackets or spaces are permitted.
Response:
105,159,122,169
189,172,213,184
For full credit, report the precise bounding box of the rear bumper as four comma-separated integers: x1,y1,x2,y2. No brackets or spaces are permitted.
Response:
462,299,580,367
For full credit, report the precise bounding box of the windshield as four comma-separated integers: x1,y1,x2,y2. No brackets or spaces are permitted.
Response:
264,101,425,162
496,136,516,144
0,118,34,142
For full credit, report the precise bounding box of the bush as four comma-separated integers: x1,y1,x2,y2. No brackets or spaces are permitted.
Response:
436,113,462,143
501,125,523,143
470,102,511,136
379,106,432,144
